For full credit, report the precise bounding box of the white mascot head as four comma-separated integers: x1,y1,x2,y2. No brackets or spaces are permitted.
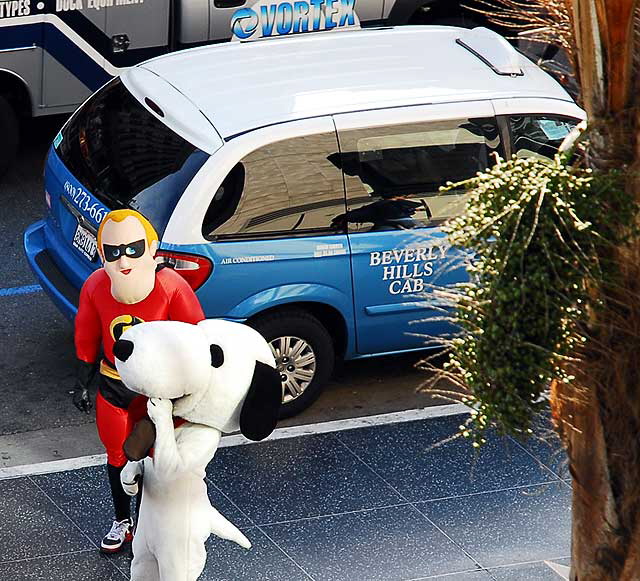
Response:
113,319,282,440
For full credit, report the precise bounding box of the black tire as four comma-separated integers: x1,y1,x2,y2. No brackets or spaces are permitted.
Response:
250,310,335,419
0,96,19,180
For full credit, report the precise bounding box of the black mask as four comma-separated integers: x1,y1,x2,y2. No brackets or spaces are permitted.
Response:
102,239,146,262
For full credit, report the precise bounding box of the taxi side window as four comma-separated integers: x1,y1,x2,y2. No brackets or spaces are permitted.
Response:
334,117,502,233
508,115,578,160
202,132,345,240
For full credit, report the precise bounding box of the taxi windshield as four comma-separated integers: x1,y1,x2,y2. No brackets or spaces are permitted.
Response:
56,77,209,236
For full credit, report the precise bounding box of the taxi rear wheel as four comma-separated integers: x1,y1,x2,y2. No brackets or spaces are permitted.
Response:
250,310,335,419
0,96,19,179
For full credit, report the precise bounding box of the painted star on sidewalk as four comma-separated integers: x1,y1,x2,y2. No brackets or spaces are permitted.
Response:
544,561,571,579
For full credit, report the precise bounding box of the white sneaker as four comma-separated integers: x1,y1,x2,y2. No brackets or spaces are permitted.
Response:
100,518,133,553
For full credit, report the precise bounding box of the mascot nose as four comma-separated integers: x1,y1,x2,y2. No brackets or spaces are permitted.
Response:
113,339,135,362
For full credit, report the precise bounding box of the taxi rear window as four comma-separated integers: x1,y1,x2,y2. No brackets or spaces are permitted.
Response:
56,77,208,235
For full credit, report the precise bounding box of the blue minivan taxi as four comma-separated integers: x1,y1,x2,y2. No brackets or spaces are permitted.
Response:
24,26,585,416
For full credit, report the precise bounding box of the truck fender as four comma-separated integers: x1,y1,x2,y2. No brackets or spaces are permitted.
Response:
0,68,34,116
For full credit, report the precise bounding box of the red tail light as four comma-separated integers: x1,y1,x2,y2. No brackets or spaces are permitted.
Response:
155,250,212,291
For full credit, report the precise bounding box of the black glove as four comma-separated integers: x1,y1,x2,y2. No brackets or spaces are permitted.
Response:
73,360,97,414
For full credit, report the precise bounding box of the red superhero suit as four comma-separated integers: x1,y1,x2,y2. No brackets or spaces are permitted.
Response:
75,266,204,466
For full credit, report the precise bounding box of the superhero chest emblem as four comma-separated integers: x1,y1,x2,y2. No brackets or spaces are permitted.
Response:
110,315,145,341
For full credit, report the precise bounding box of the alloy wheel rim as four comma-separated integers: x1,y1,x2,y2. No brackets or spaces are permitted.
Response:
269,336,316,403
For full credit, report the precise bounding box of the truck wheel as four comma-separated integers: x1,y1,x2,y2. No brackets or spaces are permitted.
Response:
0,96,19,180
250,310,335,419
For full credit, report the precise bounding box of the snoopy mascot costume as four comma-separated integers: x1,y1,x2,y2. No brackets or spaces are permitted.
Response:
112,318,282,581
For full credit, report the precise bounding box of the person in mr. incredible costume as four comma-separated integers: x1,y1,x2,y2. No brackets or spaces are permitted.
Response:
73,209,204,553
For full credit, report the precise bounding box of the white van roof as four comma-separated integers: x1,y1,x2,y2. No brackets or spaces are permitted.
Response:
132,26,578,140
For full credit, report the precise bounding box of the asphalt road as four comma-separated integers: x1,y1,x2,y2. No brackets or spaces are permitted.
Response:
0,115,451,468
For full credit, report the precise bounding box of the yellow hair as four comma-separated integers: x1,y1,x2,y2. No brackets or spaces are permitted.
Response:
97,209,159,251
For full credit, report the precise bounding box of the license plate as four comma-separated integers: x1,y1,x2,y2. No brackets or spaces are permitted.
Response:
72,222,98,262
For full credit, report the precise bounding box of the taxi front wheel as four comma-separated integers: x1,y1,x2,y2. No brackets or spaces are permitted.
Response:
250,310,335,419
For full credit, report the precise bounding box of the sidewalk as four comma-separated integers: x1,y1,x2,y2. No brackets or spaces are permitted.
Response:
0,407,571,581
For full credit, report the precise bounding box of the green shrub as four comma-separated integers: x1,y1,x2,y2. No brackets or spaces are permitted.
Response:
441,154,633,445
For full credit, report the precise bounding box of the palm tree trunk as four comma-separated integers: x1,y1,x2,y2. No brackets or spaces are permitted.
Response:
552,379,622,580
552,2,639,578
552,223,640,581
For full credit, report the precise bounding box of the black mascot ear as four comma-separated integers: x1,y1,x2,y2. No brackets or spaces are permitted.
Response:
239,360,282,441
210,344,224,368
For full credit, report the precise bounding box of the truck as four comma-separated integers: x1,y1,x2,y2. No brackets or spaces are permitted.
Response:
0,0,500,177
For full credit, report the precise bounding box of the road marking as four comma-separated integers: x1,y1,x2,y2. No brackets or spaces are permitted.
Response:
544,561,571,579
0,284,43,297
0,454,107,479
219,403,470,448
0,404,469,479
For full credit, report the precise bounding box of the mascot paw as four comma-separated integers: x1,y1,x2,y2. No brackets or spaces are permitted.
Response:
147,397,173,423
121,461,143,496
121,477,139,497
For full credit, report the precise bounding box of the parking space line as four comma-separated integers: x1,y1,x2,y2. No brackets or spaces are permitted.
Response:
0,404,469,480
1,453,107,480
218,403,470,448
0,284,43,297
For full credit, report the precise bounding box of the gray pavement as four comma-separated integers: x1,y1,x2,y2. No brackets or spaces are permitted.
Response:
0,412,572,581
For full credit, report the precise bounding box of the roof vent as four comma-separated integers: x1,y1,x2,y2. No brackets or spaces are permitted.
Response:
456,27,523,76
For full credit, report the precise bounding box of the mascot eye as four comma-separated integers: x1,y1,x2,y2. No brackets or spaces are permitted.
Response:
123,240,145,257
103,244,122,262
210,344,224,368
